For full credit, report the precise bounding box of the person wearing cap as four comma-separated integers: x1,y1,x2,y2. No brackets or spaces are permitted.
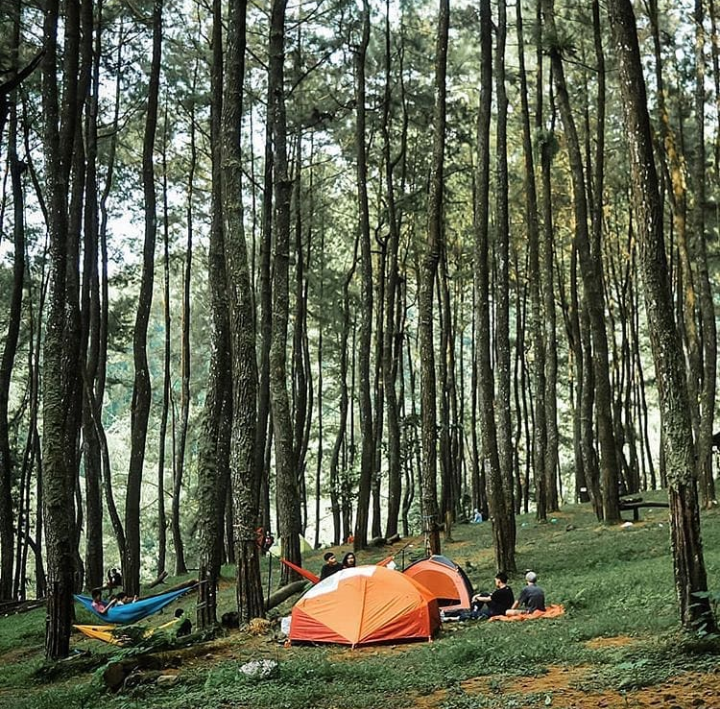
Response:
506,571,546,615
471,571,514,618
319,551,343,580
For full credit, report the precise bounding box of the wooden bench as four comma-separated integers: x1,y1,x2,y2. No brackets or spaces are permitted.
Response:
619,497,669,521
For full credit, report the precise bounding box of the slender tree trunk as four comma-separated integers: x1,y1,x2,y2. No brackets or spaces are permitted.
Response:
417,0,448,557
124,0,163,597
353,0,375,552
196,0,230,620
157,100,171,577
223,0,263,619
476,0,515,573
692,0,717,507
493,0,516,540
172,63,199,575
381,0,403,539
268,0,302,582
0,2,25,598
516,0,547,522
537,17,561,510
543,0,620,523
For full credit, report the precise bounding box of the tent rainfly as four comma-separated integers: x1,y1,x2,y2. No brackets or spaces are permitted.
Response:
289,565,440,647
402,554,474,612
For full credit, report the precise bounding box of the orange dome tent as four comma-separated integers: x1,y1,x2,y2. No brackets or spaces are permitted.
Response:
289,566,440,646
403,554,474,613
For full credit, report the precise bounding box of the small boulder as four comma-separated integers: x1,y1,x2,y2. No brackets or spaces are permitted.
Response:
239,659,279,680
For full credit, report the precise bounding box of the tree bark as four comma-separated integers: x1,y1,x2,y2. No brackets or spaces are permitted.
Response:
417,0,449,557
606,0,716,633
222,0,264,620
476,0,515,573
543,0,620,523
268,0,302,584
41,0,83,660
0,0,25,599
353,0,375,552
124,0,163,597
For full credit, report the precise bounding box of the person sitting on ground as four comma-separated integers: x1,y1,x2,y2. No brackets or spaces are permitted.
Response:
106,567,123,589
341,552,357,569
319,552,343,580
471,571,514,618
506,571,546,615
91,588,118,614
175,608,192,636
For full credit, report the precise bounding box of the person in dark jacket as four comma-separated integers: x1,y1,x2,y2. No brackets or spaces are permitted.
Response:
471,571,514,618
319,552,343,580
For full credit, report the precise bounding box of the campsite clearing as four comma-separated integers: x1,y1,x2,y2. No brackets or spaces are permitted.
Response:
0,498,719,709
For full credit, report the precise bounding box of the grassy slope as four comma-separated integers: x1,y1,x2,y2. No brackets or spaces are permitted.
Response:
1,496,719,709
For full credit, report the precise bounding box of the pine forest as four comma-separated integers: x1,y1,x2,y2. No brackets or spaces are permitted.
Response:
0,0,718,658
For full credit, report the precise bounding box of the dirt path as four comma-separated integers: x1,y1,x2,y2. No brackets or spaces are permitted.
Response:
411,666,720,708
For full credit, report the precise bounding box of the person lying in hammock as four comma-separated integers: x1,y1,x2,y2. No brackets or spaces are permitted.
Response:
115,591,139,605
91,588,119,614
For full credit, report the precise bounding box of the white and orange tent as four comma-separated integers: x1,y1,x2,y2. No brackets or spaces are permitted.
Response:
289,566,440,647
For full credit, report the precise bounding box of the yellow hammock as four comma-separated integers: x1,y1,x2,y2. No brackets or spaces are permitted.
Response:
74,618,180,646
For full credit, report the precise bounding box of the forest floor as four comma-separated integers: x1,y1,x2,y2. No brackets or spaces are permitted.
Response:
2,497,720,709
164,629,720,709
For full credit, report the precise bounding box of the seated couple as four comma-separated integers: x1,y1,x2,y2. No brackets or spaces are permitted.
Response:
471,571,545,618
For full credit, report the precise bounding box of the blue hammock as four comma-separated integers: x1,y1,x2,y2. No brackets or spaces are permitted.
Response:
74,585,195,625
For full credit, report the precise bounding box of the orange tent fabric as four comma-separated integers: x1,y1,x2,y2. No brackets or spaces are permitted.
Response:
488,604,565,622
289,566,440,646
403,555,474,612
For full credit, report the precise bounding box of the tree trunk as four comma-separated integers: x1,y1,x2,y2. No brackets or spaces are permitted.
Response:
268,0,302,584
417,0,448,557
41,0,83,660
124,0,163,597
692,0,717,507
476,0,515,573
353,0,374,552
0,3,25,599
543,0,620,523
381,0,404,540
172,60,199,575
157,99,171,578
606,0,716,634
516,0,547,522
221,0,264,620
